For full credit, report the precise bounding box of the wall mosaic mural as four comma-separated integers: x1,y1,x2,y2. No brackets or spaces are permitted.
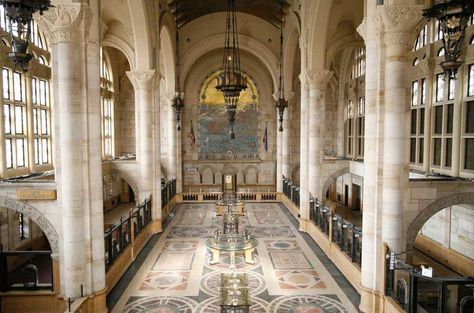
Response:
198,71,260,160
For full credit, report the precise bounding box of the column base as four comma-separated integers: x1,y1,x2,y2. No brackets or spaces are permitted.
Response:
359,285,404,313
298,218,309,232
151,219,163,234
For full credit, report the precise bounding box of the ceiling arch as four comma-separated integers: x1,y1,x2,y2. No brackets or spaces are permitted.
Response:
169,0,290,28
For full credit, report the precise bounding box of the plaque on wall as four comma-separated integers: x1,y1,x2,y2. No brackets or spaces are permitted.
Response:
17,189,57,200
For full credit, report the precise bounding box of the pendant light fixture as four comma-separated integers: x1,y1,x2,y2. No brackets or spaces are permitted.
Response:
276,0,288,132
172,0,184,131
423,0,474,79
216,0,247,139
0,0,53,72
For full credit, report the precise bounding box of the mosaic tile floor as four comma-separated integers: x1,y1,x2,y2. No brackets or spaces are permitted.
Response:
110,203,359,313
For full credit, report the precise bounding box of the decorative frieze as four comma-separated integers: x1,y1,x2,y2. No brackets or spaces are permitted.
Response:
304,69,333,90
374,5,424,51
35,3,91,45
126,70,157,90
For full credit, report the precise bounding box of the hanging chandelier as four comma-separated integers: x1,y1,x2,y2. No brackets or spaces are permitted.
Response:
276,0,288,132
423,0,474,79
172,0,184,131
216,0,247,139
0,0,53,72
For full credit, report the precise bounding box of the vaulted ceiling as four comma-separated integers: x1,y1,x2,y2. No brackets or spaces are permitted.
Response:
168,0,290,28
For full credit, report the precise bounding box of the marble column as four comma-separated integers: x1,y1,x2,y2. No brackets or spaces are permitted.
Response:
306,70,333,201
0,56,6,177
166,94,177,180
357,4,423,312
37,3,106,306
298,73,310,221
127,70,156,201
275,93,283,192
379,5,423,253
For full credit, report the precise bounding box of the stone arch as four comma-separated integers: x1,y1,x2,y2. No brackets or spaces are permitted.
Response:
322,167,350,200
159,23,176,93
111,169,139,202
0,196,59,257
199,165,216,184
222,165,238,176
406,192,474,254
242,165,260,184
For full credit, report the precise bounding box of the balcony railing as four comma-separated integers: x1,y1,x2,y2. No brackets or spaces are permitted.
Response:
309,198,362,267
282,176,300,207
104,198,151,269
0,250,53,292
385,249,474,313
161,178,177,208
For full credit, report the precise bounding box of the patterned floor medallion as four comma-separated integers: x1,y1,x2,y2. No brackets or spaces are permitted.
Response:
195,296,268,313
275,270,326,289
270,252,312,269
162,241,199,252
123,296,197,313
201,270,266,296
265,239,301,251
140,272,189,291
167,226,214,238
269,295,349,313
252,226,295,238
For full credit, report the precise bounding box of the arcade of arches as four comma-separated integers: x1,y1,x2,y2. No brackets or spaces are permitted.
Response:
0,0,473,313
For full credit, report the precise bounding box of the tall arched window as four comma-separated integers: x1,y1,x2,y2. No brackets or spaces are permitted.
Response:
346,47,365,159
410,18,474,178
0,7,52,179
100,49,114,159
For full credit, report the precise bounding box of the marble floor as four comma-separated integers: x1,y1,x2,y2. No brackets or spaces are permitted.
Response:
110,203,360,313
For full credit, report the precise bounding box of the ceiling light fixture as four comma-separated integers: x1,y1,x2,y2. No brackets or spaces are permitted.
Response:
216,0,247,139
0,0,52,72
423,0,474,79
276,0,288,132
172,0,184,131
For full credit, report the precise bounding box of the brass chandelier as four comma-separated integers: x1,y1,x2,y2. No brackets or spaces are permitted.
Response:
423,0,474,79
0,0,53,72
216,0,247,139
276,0,288,132
172,0,184,131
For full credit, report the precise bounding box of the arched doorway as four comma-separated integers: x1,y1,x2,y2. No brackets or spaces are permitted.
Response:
0,197,59,292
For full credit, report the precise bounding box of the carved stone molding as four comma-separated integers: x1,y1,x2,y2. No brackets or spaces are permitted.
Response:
356,17,367,42
0,196,59,257
35,3,90,45
126,70,157,90
374,5,424,50
305,69,333,89
405,192,474,253
413,58,435,79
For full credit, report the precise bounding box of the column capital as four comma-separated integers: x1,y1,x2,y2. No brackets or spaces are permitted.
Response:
356,17,367,42
35,3,91,45
304,69,333,90
126,70,157,90
374,5,424,53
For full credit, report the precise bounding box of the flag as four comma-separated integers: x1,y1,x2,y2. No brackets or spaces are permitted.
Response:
263,122,268,152
189,121,196,149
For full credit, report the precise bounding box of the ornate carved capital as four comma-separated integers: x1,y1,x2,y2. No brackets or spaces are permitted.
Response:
35,3,91,45
304,69,333,89
126,70,157,90
374,5,424,51
356,18,367,42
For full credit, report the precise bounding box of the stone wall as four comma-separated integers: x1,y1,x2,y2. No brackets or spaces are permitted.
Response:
421,204,474,259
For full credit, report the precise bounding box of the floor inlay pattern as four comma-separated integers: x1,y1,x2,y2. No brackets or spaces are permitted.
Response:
111,203,359,313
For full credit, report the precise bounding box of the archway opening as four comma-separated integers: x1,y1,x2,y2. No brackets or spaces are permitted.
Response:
412,203,473,278
0,207,53,292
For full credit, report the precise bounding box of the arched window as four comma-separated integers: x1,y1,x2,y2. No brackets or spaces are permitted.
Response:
437,48,445,57
346,47,365,159
1,6,52,178
413,58,419,66
100,49,114,159
350,48,365,79
414,25,427,50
